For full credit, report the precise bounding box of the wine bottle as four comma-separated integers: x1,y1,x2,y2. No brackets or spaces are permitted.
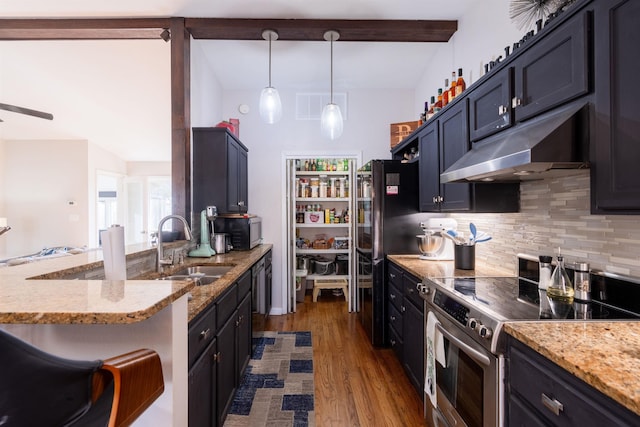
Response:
426,96,435,120
455,68,466,97
443,79,449,107
434,89,443,113
449,71,457,101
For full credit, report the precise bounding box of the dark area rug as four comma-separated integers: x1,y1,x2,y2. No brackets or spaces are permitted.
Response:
223,331,315,427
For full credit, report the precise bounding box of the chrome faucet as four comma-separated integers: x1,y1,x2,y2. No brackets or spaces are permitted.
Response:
157,215,193,272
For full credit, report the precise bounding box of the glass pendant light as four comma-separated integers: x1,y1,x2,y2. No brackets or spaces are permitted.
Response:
259,29,282,124
321,30,343,140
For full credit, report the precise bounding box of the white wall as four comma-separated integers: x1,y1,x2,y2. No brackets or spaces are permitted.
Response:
1,140,90,258
191,40,224,128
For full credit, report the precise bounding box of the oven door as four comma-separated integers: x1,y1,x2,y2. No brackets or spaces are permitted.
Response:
425,307,502,427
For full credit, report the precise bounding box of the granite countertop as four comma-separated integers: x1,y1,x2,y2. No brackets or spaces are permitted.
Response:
387,254,513,280
504,321,640,417
0,243,272,325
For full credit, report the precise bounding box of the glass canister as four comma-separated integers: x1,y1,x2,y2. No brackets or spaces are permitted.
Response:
319,175,328,198
339,177,347,198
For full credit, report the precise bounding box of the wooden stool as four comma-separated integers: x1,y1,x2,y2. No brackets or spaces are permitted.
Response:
312,278,348,302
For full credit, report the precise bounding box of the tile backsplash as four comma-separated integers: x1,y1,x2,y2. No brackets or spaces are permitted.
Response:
451,170,640,278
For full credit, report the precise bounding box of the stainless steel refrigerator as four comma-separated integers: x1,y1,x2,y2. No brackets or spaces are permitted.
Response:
355,160,420,346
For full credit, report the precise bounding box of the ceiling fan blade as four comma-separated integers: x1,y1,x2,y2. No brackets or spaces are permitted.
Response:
0,103,53,120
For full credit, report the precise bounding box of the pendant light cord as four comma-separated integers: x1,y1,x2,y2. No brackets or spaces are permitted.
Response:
268,34,273,87
330,34,334,104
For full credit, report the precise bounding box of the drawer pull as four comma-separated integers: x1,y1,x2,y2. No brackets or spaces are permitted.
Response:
390,294,396,300
498,105,508,115
199,328,211,341
541,393,564,416
390,316,396,321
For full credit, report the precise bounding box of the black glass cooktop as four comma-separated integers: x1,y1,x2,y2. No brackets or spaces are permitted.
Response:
447,276,640,321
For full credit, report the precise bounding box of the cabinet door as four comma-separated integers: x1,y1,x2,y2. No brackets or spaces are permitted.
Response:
237,147,248,212
188,338,216,427
402,298,424,396
592,0,640,213
236,293,252,381
226,138,241,212
418,122,440,212
216,311,237,426
469,67,513,141
512,10,590,122
439,101,471,211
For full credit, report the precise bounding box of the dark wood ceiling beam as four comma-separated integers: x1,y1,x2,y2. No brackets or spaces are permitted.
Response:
186,18,457,42
0,18,171,40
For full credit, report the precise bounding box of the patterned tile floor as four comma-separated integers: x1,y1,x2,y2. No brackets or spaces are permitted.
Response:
223,331,315,427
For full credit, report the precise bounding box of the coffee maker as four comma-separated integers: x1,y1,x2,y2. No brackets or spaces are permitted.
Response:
416,218,457,260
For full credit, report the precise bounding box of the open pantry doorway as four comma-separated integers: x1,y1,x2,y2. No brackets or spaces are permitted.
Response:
283,152,361,313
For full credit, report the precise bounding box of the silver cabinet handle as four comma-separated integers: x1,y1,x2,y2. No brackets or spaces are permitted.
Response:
390,273,396,279
238,201,245,206
199,328,211,341
432,196,438,203
390,316,396,321
390,293,396,300
401,306,406,312
541,393,564,416
512,96,522,108
498,105,508,115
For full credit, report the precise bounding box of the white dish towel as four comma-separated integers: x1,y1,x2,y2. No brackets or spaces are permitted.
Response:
425,311,446,408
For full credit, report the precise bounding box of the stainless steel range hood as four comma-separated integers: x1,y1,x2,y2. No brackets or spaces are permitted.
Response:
440,101,590,183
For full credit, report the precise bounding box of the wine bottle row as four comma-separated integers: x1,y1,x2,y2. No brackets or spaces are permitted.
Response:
419,68,467,124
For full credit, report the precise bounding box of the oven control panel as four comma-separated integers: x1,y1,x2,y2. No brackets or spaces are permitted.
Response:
434,290,469,327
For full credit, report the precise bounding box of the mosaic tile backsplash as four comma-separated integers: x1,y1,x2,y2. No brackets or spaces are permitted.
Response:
450,170,640,278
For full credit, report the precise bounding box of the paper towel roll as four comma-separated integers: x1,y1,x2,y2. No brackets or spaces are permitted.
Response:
102,225,126,280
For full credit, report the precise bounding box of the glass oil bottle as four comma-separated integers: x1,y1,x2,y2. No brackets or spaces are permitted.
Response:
547,250,574,303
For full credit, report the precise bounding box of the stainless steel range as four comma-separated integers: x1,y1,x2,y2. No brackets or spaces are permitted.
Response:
419,254,640,427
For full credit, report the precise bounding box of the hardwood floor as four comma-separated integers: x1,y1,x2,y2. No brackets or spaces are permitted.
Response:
265,291,426,427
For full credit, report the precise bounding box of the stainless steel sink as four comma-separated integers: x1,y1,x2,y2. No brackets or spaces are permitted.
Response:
173,265,233,277
157,274,219,286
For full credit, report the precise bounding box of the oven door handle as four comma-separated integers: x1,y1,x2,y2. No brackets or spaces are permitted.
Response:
435,322,491,367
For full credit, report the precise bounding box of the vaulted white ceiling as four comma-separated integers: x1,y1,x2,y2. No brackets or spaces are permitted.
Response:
0,0,479,161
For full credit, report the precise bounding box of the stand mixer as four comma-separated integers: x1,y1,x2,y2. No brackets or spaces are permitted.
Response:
416,218,457,260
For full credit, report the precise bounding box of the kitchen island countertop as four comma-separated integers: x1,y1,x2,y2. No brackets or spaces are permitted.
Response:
505,321,640,417
0,243,272,324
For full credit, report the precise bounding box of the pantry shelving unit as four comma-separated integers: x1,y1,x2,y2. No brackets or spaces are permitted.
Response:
285,158,357,313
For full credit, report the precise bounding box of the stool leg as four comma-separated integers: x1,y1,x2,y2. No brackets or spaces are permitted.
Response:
313,287,320,302
343,287,348,302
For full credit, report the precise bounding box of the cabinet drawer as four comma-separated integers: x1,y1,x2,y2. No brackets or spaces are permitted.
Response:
509,339,638,426
388,303,403,339
217,283,238,326
188,304,217,368
388,322,403,361
403,273,423,310
388,262,403,288
388,282,403,313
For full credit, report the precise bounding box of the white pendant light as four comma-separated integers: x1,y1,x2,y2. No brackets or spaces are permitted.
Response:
321,30,343,140
259,29,282,124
